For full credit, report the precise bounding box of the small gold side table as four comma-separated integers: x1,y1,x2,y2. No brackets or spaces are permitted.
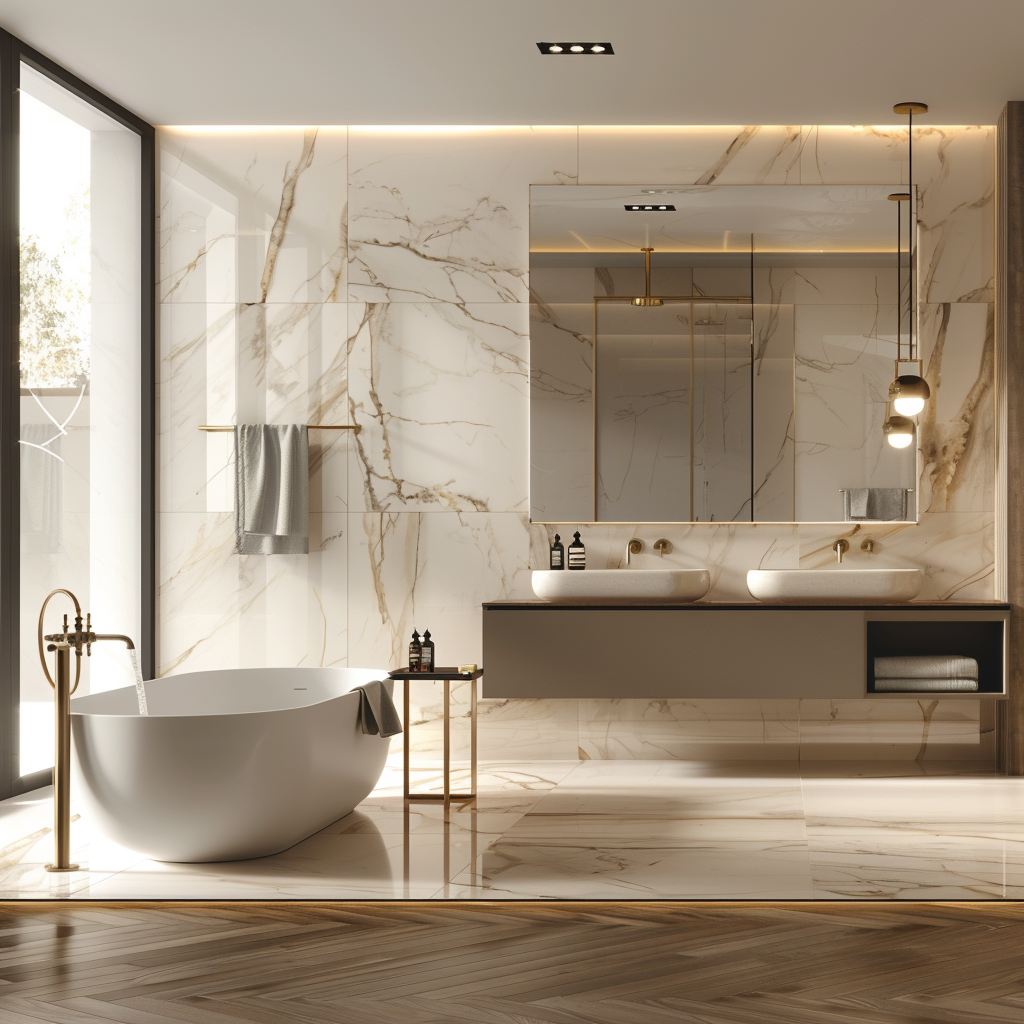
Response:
389,666,482,815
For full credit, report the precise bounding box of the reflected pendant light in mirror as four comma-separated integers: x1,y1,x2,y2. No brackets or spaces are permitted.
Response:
887,101,931,422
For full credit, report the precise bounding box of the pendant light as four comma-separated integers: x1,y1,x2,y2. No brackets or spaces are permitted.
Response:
883,190,916,448
887,101,931,420
631,247,663,306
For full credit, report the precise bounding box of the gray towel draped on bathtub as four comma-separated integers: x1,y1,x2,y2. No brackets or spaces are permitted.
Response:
233,424,309,554
353,681,403,738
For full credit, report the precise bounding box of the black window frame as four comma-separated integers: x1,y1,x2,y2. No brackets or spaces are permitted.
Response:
0,29,155,799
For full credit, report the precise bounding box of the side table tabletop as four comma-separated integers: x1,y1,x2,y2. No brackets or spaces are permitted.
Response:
388,666,483,813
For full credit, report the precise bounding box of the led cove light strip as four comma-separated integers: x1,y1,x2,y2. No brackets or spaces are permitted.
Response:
537,42,614,54
625,204,676,211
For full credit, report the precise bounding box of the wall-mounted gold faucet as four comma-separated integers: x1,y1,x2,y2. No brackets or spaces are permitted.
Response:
626,539,644,565
37,589,135,873
832,538,850,564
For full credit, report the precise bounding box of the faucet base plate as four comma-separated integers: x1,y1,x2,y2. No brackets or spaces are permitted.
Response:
44,864,79,873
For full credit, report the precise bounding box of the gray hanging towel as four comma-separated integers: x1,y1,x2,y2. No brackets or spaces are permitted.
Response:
874,655,979,680
352,681,403,738
233,424,309,554
20,423,63,554
844,487,908,521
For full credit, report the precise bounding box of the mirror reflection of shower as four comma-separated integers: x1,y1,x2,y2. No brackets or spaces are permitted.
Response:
594,251,754,523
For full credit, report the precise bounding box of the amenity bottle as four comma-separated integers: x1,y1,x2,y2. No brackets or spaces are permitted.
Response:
421,630,435,672
409,630,422,672
567,531,586,570
550,533,565,569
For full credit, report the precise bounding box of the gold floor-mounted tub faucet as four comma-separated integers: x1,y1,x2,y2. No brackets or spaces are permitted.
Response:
37,589,136,873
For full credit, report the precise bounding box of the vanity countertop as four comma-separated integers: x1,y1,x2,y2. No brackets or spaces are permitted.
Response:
483,600,1011,611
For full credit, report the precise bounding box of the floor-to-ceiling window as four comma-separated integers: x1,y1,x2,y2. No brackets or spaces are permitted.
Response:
0,32,154,798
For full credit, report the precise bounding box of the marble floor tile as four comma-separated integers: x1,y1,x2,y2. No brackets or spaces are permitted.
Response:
808,834,1013,900
800,775,1024,837
5,761,1024,901
447,839,814,900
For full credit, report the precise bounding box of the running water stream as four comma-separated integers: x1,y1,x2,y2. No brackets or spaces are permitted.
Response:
128,648,149,715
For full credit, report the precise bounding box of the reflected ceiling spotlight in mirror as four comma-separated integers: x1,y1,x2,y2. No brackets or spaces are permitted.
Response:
887,102,931,422
631,247,664,306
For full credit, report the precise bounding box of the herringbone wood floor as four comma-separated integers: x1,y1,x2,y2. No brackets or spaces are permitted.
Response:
0,902,1021,1022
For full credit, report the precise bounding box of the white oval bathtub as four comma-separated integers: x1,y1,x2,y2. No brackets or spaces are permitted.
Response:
70,667,393,863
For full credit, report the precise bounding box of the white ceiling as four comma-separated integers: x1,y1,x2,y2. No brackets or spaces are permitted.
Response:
0,0,1020,127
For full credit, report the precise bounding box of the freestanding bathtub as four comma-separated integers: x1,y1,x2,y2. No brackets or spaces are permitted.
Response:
70,667,393,863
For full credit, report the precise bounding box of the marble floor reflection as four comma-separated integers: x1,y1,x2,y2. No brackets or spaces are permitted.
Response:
2,759,1022,900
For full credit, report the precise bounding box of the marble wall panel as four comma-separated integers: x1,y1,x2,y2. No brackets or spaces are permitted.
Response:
348,127,577,304
156,124,997,764
160,128,348,305
799,126,907,185
798,698,990,761
157,512,347,677
796,512,994,601
918,302,994,513
913,126,995,304
578,126,803,185
347,302,529,514
347,510,532,670
578,699,800,761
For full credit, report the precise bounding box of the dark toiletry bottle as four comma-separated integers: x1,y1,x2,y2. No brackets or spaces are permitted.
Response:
567,530,586,570
421,630,435,672
409,630,422,672
550,533,565,570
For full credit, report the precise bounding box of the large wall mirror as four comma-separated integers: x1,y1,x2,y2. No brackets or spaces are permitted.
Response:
529,185,918,524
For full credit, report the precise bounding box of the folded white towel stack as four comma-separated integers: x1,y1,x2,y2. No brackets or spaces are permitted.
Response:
873,654,979,693
874,678,978,693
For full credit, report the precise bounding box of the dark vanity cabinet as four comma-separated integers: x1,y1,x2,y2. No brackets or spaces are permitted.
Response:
482,603,1009,700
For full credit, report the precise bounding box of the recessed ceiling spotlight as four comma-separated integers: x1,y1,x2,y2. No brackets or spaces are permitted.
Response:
625,204,676,211
537,42,615,55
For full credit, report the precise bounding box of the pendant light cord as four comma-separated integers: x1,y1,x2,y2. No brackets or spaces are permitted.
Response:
908,109,914,363
896,195,902,364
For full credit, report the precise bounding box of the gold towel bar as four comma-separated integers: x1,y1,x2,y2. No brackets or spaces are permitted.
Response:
199,424,361,434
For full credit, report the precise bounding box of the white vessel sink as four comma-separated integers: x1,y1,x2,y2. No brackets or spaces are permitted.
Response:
746,568,923,603
532,568,711,603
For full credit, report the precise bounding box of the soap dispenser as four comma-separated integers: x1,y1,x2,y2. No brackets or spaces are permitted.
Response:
549,533,565,570
409,630,422,672
421,630,435,672
567,530,586,570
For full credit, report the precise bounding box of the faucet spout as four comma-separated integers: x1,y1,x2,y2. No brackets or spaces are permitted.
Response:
832,538,850,564
626,538,644,566
91,633,136,650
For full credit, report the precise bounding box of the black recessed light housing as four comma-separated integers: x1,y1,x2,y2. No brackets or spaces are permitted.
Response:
625,204,676,211
537,42,614,55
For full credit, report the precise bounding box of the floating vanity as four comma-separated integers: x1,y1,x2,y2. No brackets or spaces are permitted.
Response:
482,601,1009,701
